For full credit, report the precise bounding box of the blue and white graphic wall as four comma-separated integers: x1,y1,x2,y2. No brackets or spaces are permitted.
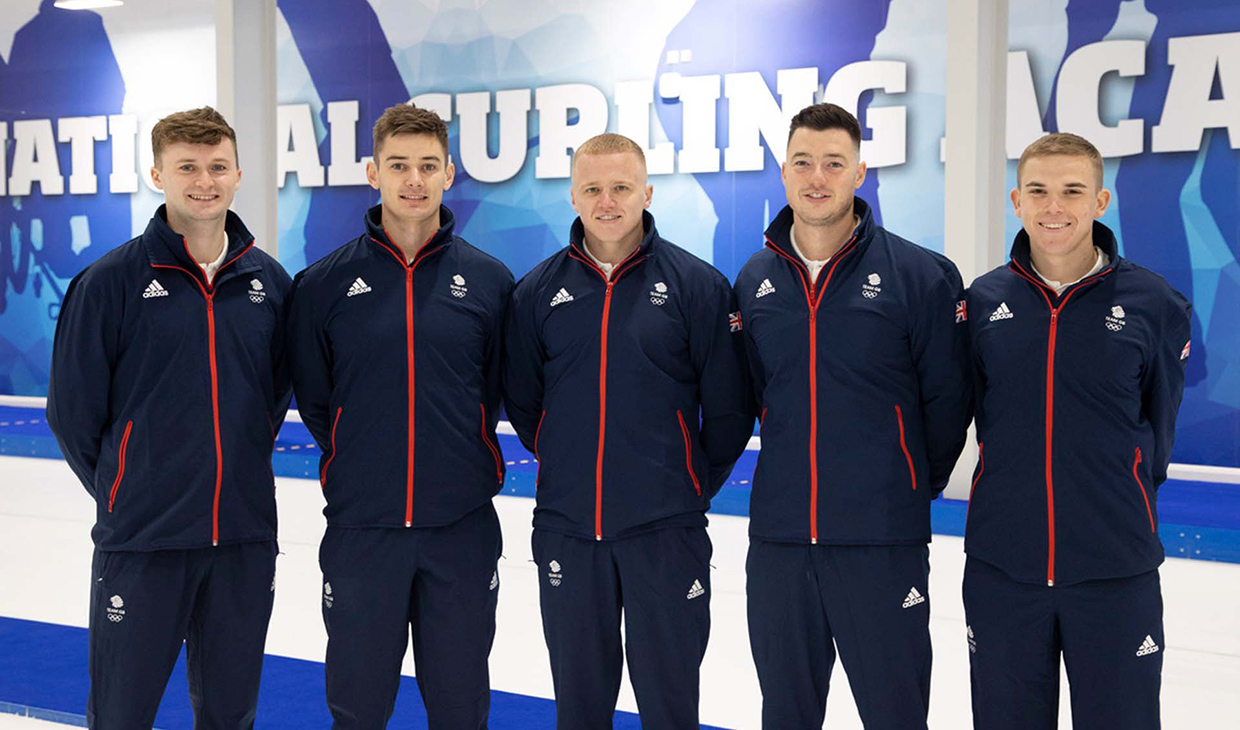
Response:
2,0,1238,467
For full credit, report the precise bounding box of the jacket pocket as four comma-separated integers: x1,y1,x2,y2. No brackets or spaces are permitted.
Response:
107,420,134,513
480,404,504,485
895,405,917,491
319,407,343,488
534,410,546,489
1133,446,1155,533
966,442,984,523
677,410,702,497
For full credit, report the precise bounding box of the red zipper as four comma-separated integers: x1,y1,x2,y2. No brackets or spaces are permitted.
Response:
1133,447,1155,533
1009,260,1112,585
320,407,342,487
372,234,444,527
764,235,856,544
480,404,504,484
677,410,702,496
567,245,646,540
107,420,133,512
534,410,546,489
966,442,984,522
152,238,252,546
895,405,917,490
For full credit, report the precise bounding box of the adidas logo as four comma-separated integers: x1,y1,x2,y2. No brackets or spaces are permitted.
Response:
490,571,499,591
346,278,371,297
323,581,334,608
550,287,574,307
967,625,977,653
901,586,926,609
687,579,705,600
756,278,775,298
142,279,169,299
989,302,1014,321
1136,635,1160,657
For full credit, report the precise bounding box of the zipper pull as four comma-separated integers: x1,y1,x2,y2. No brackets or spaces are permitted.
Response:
1050,310,1058,325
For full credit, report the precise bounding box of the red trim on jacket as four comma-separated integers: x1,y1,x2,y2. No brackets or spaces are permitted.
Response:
320,407,342,487
1133,447,1155,533
895,405,917,490
534,410,546,489
966,442,984,523
107,420,133,513
371,232,445,527
480,404,504,484
151,240,252,546
677,410,702,497
566,244,647,540
1008,259,1113,585
763,235,858,544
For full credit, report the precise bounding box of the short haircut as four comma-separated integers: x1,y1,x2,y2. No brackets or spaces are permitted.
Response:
788,103,862,151
1017,133,1104,188
572,133,646,178
151,107,237,166
373,104,449,160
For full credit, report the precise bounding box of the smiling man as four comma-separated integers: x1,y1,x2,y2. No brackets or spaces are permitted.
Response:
286,103,513,728
963,133,1192,729
504,133,752,729
46,107,292,728
733,103,971,729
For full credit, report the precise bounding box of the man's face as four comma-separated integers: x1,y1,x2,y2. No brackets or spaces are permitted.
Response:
151,140,241,226
781,127,866,229
570,151,652,248
366,133,454,228
1011,154,1110,261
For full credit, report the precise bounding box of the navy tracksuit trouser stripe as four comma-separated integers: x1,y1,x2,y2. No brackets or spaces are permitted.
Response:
532,526,712,730
319,502,502,729
87,540,278,730
963,557,1163,730
747,541,932,729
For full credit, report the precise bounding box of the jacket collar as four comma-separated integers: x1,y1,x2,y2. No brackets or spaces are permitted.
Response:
142,205,258,287
364,203,456,265
764,196,874,280
1008,220,1119,296
567,210,659,279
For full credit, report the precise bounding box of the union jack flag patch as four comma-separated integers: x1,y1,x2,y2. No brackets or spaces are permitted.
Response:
1181,340,1191,360
955,300,968,324
729,311,743,333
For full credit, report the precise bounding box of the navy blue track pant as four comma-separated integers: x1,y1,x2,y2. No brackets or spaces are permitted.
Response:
532,526,712,730
87,540,278,730
319,502,502,729
747,541,932,729
963,557,1163,730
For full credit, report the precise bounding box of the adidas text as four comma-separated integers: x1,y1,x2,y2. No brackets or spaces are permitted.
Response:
142,280,169,299
550,288,574,307
989,302,1013,321
902,587,926,608
687,579,705,600
1136,635,1160,656
756,278,775,298
346,278,371,297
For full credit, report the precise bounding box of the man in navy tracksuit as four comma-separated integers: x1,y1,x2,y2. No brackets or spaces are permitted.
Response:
504,133,752,729
734,104,971,729
46,108,291,729
286,105,513,728
964,133,1191,729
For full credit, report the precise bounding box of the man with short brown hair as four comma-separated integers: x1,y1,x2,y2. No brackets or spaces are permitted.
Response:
734,102,971,729
287,102,513,728
504,132,752,729
964,132,1191,729
47,106,292,728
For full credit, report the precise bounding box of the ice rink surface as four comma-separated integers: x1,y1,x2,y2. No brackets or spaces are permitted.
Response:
1,454,1238,728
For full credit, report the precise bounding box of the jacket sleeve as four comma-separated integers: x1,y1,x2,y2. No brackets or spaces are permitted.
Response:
502,277,545,453
285,272,335,450
735,286,767,418
1142,295,1191,488
690,274,755,496
484,269,516,452
909,266,973,495
45,268,122,496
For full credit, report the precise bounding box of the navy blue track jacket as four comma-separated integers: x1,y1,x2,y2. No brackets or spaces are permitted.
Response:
964,222,1191,586
734,198,971,545
47,207,293,551
287,205,514,529
504,212,752,541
